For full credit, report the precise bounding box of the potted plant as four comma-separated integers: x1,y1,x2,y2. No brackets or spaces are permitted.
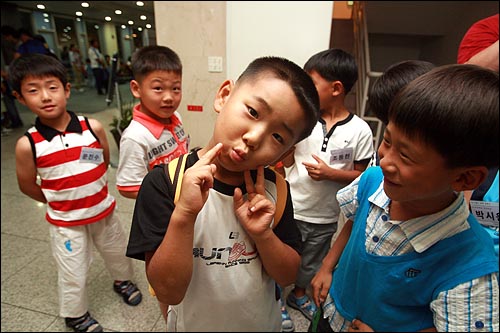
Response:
109,98,137,149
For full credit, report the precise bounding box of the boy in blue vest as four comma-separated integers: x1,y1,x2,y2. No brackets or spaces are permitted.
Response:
310,64,499,332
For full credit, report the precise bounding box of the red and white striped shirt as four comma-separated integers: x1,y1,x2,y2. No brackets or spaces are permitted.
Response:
27,112,115,226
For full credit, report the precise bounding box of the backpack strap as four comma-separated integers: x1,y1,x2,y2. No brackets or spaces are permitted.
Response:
166,154,187,204
165,154,287,229
270,169,287,228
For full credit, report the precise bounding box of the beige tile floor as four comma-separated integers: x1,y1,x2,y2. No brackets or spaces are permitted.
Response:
1,90,311,332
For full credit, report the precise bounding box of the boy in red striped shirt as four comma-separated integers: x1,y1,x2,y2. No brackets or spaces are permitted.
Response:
10,53,142,333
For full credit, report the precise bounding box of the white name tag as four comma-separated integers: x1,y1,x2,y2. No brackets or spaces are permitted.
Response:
470,200,499,227
330,147,353,165
80,147,104,164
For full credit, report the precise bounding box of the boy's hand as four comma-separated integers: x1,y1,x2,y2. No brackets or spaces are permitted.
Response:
303,154,329,181
349,319,374,332
233,166,275,238
176,143,222,217
310,264,333,307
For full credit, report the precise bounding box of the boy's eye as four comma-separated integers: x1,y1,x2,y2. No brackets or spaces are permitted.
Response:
272,133,284,144
248,107,258,119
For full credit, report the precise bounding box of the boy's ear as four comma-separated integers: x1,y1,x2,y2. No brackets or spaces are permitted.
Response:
331,80,344,97
130,80,141,99
12,90,25,105
213,79,233,113
65,82,71,99
452,166,489,192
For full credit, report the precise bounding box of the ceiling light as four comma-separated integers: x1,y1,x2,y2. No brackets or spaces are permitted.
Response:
76,18,81,21
136,1,144,7
105,16,112,21
140,15,147,20
146,24,152,29
138,27,143,31
81,2,89,8
128,20,134,25
115,9,122,15
37,4,45,10
121,25,126,29
94,25,99,29
43,13,49,17
76,11,83,16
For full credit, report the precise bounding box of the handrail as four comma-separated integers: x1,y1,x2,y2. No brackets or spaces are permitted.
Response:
352,1,384,148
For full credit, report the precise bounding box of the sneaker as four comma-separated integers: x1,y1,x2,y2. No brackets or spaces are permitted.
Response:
65,312,103,332
286,292,317,321
281,303,295,332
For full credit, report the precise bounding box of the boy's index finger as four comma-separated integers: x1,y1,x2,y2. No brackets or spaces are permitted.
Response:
244,170,255,194
199,143,223,165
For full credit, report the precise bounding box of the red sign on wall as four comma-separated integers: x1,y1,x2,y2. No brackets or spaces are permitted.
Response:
187,105,203,112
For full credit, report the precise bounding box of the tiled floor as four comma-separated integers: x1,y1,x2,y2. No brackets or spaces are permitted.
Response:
1,89,312,332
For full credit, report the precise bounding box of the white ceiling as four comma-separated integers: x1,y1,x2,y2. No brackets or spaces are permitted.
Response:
3,1,155,29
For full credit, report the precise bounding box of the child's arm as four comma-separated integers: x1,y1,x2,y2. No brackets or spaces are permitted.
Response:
146,143,223,305
233,166,300,286
15,136,46,203
303,154,370,184
87,118,110,167
310,218,353,307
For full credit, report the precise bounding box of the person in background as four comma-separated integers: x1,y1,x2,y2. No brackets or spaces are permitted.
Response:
283,49,373,324
10,53,143,333
87,39,107,95
126,56,320,331
69,44,85,92
310,64,498,332
14,28,51,59
458,13,499,258
457,13,498,72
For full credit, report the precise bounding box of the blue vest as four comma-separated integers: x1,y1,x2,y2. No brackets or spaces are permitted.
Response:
330,166,498,332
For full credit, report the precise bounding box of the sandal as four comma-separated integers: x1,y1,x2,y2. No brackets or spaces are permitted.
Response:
65,312,103,332
113,280,142,306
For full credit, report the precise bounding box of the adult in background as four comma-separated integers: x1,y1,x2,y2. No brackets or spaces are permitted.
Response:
457,13,498,72
458,13,499,258
88,39,107,95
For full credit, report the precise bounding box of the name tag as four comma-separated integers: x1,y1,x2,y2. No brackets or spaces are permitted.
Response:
80,147,104,165
330,148,353,165
470,200,499,227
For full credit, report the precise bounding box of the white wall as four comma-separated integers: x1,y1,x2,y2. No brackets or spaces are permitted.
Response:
227,1,333,80
154,1,333,148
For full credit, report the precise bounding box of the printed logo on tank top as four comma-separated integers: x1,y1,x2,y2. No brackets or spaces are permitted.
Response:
193,232,259,268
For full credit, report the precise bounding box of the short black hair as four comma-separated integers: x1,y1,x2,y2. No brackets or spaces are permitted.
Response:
303,48,358,94
8,53,68,95
236,56,320,143
368,60,435,124
389,64,498,169
131,45,182,81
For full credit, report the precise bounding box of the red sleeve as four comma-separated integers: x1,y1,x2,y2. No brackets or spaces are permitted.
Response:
457,14,499,64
